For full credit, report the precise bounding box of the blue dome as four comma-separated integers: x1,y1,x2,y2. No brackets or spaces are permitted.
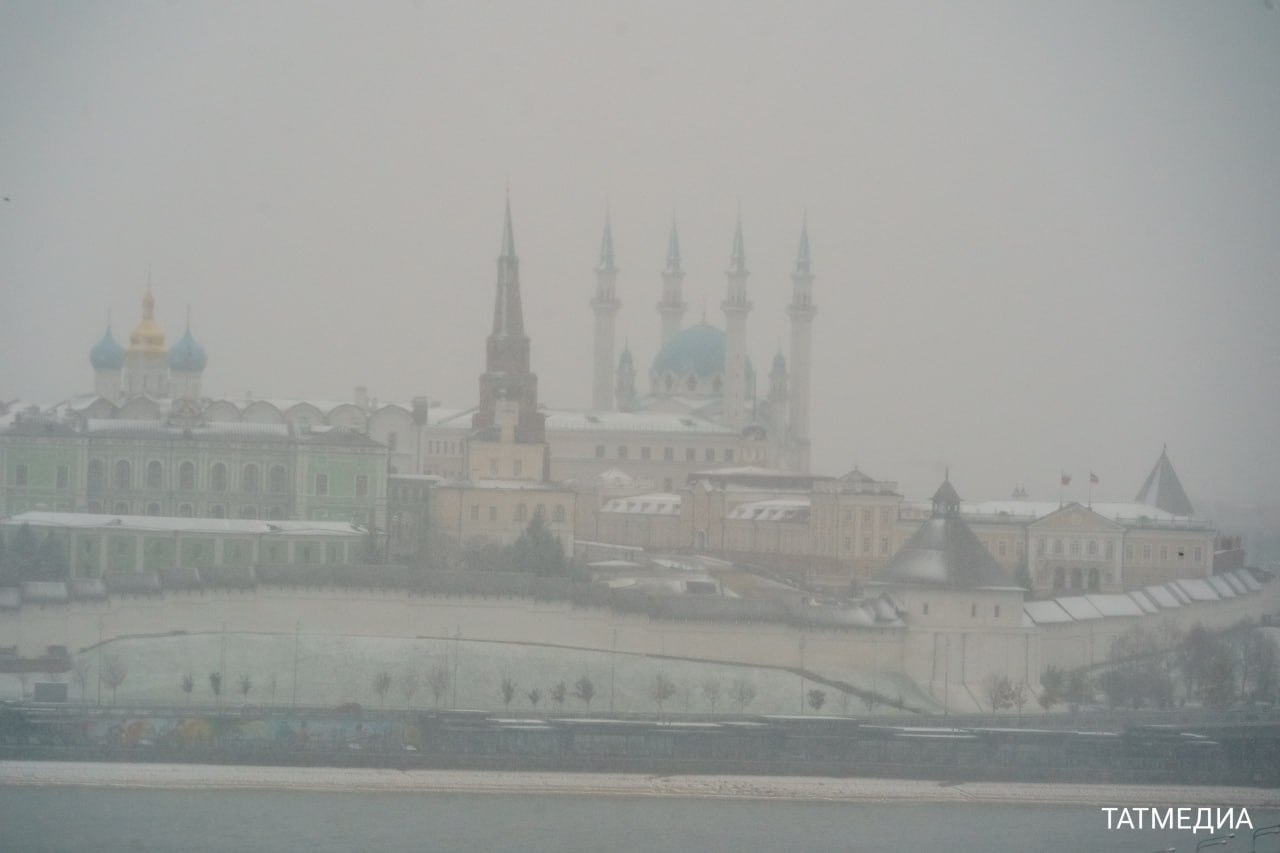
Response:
168,329,207,372
651,323,726,378
89,327,125,370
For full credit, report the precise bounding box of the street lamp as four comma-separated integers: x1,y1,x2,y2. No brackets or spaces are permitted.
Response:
1196,833,1234,852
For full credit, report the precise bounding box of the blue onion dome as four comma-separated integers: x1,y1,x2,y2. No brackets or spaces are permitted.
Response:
168,328,207,372
90,327,125,370
651,323,726,378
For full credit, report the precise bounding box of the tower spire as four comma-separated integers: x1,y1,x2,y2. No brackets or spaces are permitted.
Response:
729,214,747,274
500,192,516,258
795,220,812,275
591,206,622,410
597,209,617,273
664,217,682,273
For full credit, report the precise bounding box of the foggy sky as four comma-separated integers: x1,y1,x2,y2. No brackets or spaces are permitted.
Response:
2,1,1278,509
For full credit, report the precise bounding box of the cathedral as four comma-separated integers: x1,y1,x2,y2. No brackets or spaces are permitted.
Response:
589,214,816,474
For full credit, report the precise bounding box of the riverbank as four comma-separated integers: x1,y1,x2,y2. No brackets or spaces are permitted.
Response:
3,761,1277,807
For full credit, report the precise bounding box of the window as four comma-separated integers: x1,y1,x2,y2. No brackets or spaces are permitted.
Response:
515,503,527,522
113,459,131,489
724,449,733,462
179,503,194,517
489,458,498,475
112,501,129,515
618,446,628,460
268,507,285,520
553,504,566,522
1105,542,1114,559
880,536,889,555
881,507,891,523
1086,540,1097,557
241,506,257,519
971,604,977,618
705,448,714,461
1159,545,1168,561
862,536,870,554
663,478,672,491
1053,539,1063,555
315,473,328,496
1194,546,1203,563
211,463,228,492
488,506,497,521
56,465,69,489
641,447,651,461
146,502,160,516
14,464,27,486
387,432,398,451
997,540,1007,557
686,448,695,461
1142,544,1151,561
210,505,226,518
146,460,163,488
470,505,479,521
179,461,195,490
512,459,522,477
862,508,872,524
1053,567,1065,590
663,448,674,461
1069,540,1080,556
595,445,605,459
269,465,287,494
88,459,104,490
356,475,369,498
244,464,261,493
1036,538,1045,556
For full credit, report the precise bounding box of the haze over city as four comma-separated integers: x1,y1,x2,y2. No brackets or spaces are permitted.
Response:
2,0,1278,507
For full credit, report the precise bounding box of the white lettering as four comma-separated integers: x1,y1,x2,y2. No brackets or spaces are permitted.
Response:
1194,807,1215,834
1216,808,1234,831
1178,808,1192,830
1102,807,1118,829
1118,808,1136,829
1152,808,1173,830
1237,808,1253,830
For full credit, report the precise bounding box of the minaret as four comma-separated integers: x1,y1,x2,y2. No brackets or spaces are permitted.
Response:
721,216,752,431
616,344,637,412
473,195,546,445
657,219,686,348
787,221,816,472
767,350,789,467
590,211,621,411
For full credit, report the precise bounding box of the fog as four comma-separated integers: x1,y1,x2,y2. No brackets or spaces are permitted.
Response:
2,1,1278,507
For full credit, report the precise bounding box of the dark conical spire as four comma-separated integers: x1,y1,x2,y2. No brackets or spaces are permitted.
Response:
500,192,516,258
729,215,746,274
795,220,812,276
1135,446,1195,516
664,218,682,273
597,210,617,273
493,194,523,336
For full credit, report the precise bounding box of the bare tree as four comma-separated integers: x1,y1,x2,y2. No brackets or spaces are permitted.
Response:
372,671,393,707
1011,681,1030,713
550,681,568,710
650,674,677,712
399,671,419,709
729,678,756,712
526,687,542,708
100,654,128,705
209,671,223,706
268,673,278,705
237,674,253,703
500,677,516,708
983,674,1015,712
572,675,595,709
701,678,722,714
807,688,826,712
180,673,195,704
427,663,451,708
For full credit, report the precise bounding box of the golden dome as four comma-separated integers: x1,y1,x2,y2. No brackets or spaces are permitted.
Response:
128,287,166,354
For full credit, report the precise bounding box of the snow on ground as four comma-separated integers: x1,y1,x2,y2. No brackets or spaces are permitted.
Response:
2,762,1277,807
0,632,927,715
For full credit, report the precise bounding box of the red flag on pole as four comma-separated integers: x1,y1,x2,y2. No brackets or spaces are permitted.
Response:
1090,472,1099,484
1061,473,1071,486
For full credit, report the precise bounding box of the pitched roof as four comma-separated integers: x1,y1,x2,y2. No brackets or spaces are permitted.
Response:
1134,446,1194,516
873,516,1012,590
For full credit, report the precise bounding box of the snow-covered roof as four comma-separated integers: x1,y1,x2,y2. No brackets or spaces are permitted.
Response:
86,418,291,438
1084,593,1145,618
1173,578,1219,602
900,499,1207,527
1127,590,1159,614
1205,575,1237,598
600,493,682,515
3,511,363,537
1220,572,1249,595
726,497,811,522
1143,585,1182,608
441,478,571,492
1165,582,1192,604
1055,596,1104,620
1023,600,1074,624
1234,569,1262,592
543,410,738,435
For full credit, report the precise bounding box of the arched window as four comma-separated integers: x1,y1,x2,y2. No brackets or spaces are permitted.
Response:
210,504,226,519
1070,568,1083,590
243,464,260,493
211,463,228,492
1087,567,1101,592
269,465,287,494
241,505,257,519
145,502,161,516
112,501,130,515
1086,539,1097,557
179,461,195,490
88,459,105,490
113,459,131,489
178,503,194,517
146,460,163,489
